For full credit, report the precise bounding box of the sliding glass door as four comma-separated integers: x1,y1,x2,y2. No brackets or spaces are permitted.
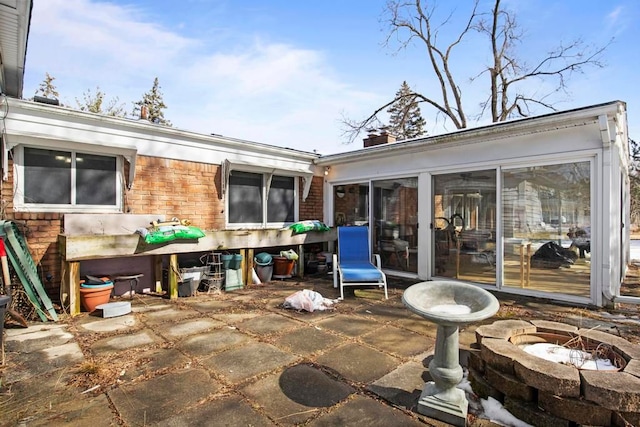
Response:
501,162,591,297
372,178,418,273
432,170,497,284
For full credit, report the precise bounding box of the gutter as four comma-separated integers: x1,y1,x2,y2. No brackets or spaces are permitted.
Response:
315,101,625,166
6,98,321,161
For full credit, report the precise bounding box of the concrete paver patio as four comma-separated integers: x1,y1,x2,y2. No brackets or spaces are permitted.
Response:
1,276,640,426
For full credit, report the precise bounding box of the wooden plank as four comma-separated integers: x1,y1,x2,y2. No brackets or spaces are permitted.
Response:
169,254,178,299
297,244,305,278
246,249,254,285
60,259,70,309
60,229,337,261
60,261,81,315
63,214,165,235
154,255,163,293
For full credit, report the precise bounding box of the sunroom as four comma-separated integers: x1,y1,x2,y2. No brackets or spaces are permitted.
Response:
319,101,630,307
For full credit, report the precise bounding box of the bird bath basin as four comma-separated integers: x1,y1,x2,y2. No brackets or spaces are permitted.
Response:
403,281,499,426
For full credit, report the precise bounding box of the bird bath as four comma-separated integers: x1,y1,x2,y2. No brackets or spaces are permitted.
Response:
403,281,499,426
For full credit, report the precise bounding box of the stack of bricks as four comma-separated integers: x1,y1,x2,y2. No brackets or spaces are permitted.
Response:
468,319,640,426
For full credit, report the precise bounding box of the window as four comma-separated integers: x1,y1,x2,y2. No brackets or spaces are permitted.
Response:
501,161,591,297
228,171,296,226
19,147,120,211
267,175,295,223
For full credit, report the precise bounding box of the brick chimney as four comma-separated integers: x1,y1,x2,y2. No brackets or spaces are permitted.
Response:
140,105,149,121
363,128,396,148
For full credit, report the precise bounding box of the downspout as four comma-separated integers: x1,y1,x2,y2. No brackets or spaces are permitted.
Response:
599,114,616,304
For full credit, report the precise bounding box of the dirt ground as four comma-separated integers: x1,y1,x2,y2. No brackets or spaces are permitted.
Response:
622,262,640,297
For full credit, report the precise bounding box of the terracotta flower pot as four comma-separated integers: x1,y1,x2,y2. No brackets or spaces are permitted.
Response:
80,285,114,312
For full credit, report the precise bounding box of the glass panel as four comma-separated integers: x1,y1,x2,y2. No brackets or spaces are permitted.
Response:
229,171,262,223
502,162,591,297
76,153,117,205
334,183,369,226
24,147,71,204
267,175,294,223
433,170,497,284
372,177,418,273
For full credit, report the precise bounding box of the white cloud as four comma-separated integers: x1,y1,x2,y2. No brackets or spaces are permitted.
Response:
607,5,623,25
24,0,379,153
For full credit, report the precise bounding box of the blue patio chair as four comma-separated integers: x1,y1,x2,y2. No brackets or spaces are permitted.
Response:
333,226,388,300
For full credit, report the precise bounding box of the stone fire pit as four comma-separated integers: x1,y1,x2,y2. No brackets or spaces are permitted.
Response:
469,319,640,426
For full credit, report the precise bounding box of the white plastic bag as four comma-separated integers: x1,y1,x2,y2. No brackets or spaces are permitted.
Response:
280,249,299,261
283,289,337,312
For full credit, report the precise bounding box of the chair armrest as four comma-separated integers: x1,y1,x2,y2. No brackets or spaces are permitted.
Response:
373,253,382,269
333,253,338,288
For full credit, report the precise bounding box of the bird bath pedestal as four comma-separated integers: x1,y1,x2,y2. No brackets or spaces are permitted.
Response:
403,281,499,426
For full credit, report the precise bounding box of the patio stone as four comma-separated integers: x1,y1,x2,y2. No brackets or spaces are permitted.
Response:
5,324,75,352
161,318,224,340
121,348,191,381
30,393,118,427
356,303,411,323
140,306,200,325
394,315,439,336
236,312,302,336
307,394,424,427
203,342,298,384
176,328,254,357
108,369,220,425
315,314,382,338
90,329,160,355
131,301,169,313
316,342,399,383
367,361,427,410
3,341,84,384
0,369,81,423
211,312,262,325
75,314,137,333
4,385,116,427
241,364,354,425
155,394,275,427
7,279,640,427
271,325,344,356
183,299,235,313
361,325,431,357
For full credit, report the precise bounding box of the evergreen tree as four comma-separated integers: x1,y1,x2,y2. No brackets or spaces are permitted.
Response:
75,86,126,117
132,77,171,126
34,72,60,100
386,81,426,140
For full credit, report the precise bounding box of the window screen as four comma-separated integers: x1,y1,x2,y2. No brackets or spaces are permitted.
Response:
229,171,263,223
77,154,117,205
267,175,294,223
23,147,117,207
24,148,72,204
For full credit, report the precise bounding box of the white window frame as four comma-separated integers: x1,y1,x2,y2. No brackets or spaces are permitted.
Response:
13,145,126,213
226,169,299,229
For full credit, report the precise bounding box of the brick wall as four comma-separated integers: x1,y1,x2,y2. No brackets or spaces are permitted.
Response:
126,156,224,229
299,175,324,221
1,155,324,300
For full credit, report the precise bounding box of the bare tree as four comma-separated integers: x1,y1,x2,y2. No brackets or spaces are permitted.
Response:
342,0,611,143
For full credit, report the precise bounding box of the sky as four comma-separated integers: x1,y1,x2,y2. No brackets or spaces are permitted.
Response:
22,0,640,155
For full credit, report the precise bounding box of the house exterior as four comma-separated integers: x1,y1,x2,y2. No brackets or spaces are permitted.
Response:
2,97,326,307
318,102,631,307
0,1,633,310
